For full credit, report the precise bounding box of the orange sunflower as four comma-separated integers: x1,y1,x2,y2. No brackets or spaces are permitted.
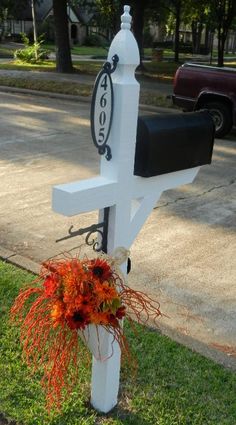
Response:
89,258,112,281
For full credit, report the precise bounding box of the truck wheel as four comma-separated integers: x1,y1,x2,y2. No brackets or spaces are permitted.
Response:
200,101,232,138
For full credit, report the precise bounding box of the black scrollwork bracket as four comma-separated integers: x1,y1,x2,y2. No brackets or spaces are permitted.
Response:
103,54,119,74
56,208,109,253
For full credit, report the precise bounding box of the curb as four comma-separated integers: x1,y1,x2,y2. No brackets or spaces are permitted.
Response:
0,246,40,275
1,245,235,371
156,322,236,372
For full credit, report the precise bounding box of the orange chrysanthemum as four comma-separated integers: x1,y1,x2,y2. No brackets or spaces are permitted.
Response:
10,254,161,411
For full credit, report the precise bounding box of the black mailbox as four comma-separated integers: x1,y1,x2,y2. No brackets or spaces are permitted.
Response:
134,110,215,178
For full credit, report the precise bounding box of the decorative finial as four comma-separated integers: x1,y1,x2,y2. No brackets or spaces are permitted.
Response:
121,5,131,30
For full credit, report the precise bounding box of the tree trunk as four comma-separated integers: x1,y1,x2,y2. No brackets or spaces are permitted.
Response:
52,0,73,73
233,33,236,54
191,21,197,54
196,22,203,53
132,0,146,69
225,32,230,54
1,8,8,41
174,1,181,63
31,0,38,60
204,25,210,50
215,0,236,67
217,26,224,67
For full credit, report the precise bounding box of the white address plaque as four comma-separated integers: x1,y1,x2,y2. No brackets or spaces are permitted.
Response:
90,56,119,161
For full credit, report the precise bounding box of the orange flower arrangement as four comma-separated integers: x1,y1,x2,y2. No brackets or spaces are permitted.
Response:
11,254,161,410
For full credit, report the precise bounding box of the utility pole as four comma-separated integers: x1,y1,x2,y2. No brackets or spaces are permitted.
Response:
31,0,38,61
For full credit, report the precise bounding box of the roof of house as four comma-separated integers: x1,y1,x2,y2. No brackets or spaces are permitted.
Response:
14,0,94,24
14,0,52,21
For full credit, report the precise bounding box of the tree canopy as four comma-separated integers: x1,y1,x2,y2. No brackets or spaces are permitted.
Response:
2,0,236,70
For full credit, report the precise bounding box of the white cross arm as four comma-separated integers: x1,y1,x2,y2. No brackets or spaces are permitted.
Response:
52,167,200,218
133,167,200,198
52,176,117,216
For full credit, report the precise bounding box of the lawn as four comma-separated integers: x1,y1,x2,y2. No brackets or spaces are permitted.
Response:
0,59,103,74
0,58,176,108
0,58,179,80
0,260,236,425
0,46,14,58
0,76,93,97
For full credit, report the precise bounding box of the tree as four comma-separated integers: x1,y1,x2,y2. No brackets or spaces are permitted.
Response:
77,0,166,69
164,0,183,62
210,0,236,66
128,0,162,67
91,0,164,67
52,0,73,72
182,0,211,54
76,0,147,66
131,0,147,66
0,0,28,39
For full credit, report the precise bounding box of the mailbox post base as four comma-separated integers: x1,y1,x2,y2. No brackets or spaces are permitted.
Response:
91,335,121,413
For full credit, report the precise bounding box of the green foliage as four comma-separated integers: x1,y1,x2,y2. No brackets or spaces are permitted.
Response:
83,33,105,47
0,259,236,424
143,26,155,48
14,33,49,64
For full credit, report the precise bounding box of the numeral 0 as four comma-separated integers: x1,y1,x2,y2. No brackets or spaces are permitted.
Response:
99,111,106,126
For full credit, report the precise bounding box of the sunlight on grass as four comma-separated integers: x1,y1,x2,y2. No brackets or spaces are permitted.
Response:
224,61,236,67
0,59,56,71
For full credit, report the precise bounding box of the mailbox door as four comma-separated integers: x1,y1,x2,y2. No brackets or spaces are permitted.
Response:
134,111,215,177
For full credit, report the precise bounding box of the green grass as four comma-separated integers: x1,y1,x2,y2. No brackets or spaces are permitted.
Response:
43,44,108,57
0,76,92,97
0,46,14,58
0,260,236,425
0,58,175,108
0,75,173,108
0,59,56,71
0,59,103,74
144,61,180,81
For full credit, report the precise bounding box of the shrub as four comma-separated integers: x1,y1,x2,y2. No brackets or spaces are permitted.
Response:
83,33,104,47
143,28,154,48
14,33,49,64
153,41,173,49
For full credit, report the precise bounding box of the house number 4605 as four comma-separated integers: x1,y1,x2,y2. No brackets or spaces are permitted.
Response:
90,64,115,161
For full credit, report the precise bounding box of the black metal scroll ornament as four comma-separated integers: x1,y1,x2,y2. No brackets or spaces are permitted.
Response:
90,54,119,161
56,208,110,253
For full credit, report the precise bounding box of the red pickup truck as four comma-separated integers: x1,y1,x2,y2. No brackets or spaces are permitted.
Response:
172,63,236,137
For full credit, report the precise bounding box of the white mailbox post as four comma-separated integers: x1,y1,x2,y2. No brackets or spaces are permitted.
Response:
52,5,200,414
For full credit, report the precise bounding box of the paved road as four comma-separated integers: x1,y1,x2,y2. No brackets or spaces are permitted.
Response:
0,91,235,367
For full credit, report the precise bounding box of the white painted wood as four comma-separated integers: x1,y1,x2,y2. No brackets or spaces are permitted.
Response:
132,167,200,198
53,167,199,218
91,336,121,413
53,176,116,216
78,325,114,361
52,5,201,414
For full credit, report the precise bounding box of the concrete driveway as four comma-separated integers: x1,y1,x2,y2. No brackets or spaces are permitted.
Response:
0,91,235,368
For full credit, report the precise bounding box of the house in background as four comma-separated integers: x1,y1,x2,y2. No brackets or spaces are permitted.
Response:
7,0,91,45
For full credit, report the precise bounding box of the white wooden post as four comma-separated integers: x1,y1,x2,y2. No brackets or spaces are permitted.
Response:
52,5,200,413
90,11,140,408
